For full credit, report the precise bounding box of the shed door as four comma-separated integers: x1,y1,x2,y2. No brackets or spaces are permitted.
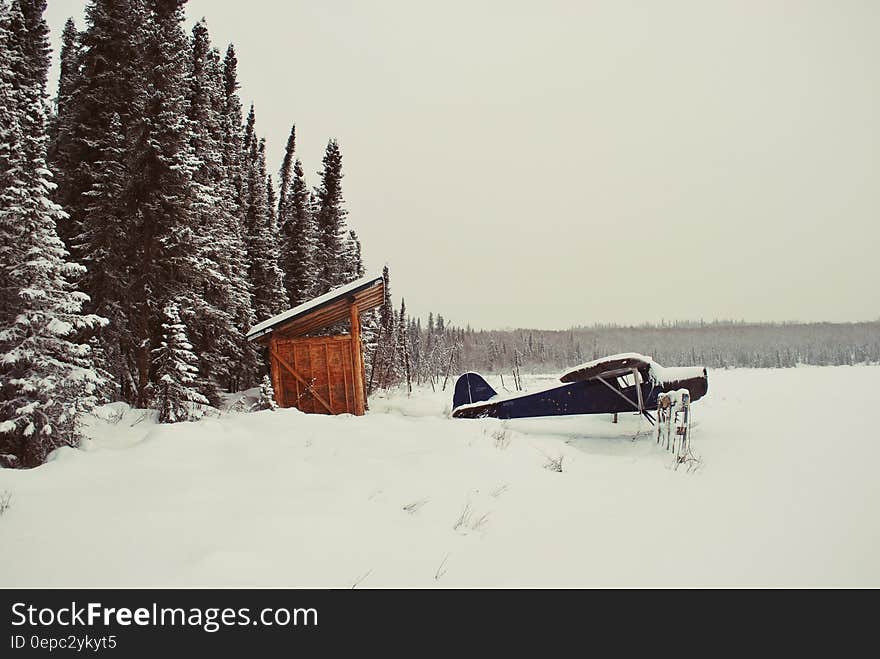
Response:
273,337,356,415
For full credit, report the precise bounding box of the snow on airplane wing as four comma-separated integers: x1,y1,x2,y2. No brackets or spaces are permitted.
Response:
558,352,653,383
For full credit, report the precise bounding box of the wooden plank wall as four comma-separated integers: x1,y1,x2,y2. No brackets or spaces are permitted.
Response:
272,335,360,415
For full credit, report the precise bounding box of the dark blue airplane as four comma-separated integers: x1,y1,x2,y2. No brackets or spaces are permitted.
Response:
451,353,708,423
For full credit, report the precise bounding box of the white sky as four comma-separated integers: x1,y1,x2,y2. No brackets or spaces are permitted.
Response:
44,0,880,329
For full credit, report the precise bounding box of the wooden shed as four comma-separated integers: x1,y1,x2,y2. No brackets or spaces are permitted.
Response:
246,274,385,415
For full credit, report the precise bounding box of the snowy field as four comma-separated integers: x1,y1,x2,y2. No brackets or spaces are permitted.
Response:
1,366,878,588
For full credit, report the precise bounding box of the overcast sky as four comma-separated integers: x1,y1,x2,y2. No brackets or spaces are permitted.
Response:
44,1,880,329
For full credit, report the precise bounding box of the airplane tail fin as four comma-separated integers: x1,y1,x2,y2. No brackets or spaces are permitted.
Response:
452,372,497,409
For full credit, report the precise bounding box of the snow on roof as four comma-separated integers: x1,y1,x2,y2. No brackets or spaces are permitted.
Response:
559,352,653,382
246,273,384,341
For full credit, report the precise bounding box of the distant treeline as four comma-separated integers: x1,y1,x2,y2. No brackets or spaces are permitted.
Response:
459,320,880,373
393,320,880,384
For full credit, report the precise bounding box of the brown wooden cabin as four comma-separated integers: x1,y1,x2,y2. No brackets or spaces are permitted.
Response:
246,275,385,415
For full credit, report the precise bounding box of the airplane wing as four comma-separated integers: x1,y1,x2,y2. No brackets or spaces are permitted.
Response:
558,353,653,383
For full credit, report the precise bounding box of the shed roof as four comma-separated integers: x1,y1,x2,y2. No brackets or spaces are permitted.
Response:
246,274,385,343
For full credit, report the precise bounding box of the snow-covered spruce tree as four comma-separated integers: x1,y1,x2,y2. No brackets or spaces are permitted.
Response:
312,138,351,296
250,375,277,412
277,126,317,307
345,229,365,280
6,0,49,175
407,316,422,384
184,19,253,404
9,0,49,107
360,301,380,385
279,157,317,307
74,111,129,400
127,0,202,408
343,226,374,381
243,103,256,168
219,43,259,390
45,16,79,235
0,0,106,468
277,124,296,224
242,119,288,323
54,17,78,115
151,302,207,423
222,45,244,202
367,265,397,392
50,0,146,255
397,298,411,393
266,171,278,241
48,0,147,403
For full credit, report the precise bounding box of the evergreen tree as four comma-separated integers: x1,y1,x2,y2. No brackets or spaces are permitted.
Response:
250,374,277,411
243,102,255,162
55,17,78,116
345,229,365,279
242,127,288,323
152,301,207,423
49,0,146,401
220,44,246,217
126,0,205,409
39,0,373,408
312,138,350,295
368,265,399,391
277,124,296,219
379,265,394,337
0,0,106,468
75,112,129,397
277,127,316,306
266,173,277,236
183,19,255,403
397,298,411,393
46,16,78,212
10,0,49,113
51,0,145,247
218,42,258,389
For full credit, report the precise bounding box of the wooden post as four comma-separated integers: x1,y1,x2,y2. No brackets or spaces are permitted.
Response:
269,335,283,408
349,301,366,415
361,349,369,411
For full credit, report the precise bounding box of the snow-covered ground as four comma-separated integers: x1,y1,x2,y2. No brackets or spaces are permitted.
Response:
1,366,878,587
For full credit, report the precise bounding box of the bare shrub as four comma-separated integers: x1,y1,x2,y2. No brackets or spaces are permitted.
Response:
490,484,509,498
470,512,490,532
492,428,511,449
453,501,490,533
351,569,373,589
673,445,703,473
403,498,429,514
453,502,472,531
434,554,450,581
